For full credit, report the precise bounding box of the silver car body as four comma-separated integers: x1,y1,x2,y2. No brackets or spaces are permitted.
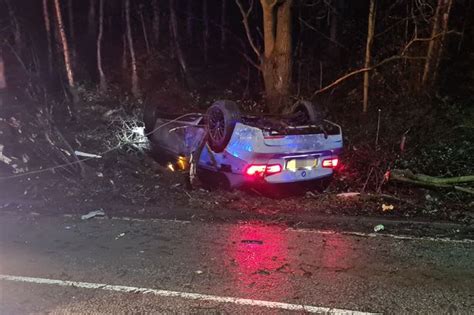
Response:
150,114,343,188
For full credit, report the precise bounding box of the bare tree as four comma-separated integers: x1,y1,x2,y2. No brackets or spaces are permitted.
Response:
221,0,227,50
236,0,293,113
329,1,338,44
5,0,22,52
122,32,128,72
203,0,209,63
152,0,160,46
53,0,79,106
125,0,139,98
170,0,192,86
67,0,74,40
42,0,53,75
422,0,453,88
186,0,193,39
97,0,107,92
88,0,96,38
0,50,6,107
139,4,151,55
363,0,376,113
0,51,5,89
67,0,76,65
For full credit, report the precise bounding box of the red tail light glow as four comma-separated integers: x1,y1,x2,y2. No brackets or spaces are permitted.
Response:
245,164,282,176
322,158,339,168
265,164,282,174
245,165,266,176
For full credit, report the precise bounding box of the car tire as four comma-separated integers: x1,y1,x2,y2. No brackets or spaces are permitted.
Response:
206,100,241,153
289,100,323,125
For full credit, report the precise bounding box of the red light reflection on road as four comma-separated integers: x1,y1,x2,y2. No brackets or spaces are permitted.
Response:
223,221,293,300
320,234,353,271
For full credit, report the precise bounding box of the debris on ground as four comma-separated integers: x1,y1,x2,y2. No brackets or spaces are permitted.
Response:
115,232,126,240
74,151,103,159
382,204,394,212
374,224,385,232
337,192,361,198
241,240,264,245
81,209,106,220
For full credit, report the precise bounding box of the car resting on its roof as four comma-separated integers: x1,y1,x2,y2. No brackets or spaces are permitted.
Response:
144,99,343,189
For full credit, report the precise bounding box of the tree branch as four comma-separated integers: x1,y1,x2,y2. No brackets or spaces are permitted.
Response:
401,29,461,56
298,17,348,51
311,55,425,97
235,0,261,59
240,51,261,70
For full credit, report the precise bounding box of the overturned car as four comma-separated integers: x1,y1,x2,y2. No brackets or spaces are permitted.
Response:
144,100,343,189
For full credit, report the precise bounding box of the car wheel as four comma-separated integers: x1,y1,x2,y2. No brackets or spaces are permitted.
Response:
289,100,323,125
206,100,241,153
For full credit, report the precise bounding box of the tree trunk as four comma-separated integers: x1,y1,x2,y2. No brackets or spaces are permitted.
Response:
170,0,192,87
139,5,151,55
67,0,76,60
431,0,453,84
421,0,453,89
221,0,227,50
88,0,96,38
97,0,107,92
53,0,79,107
329,4,337,43
363,0,376,113
42,0,53,75
122,32,128,72
6,0,22,52
125,0,139,98
152,0,160,46
260,0,293,113
186,0,193,39
236,0,293,113
0,50,6,107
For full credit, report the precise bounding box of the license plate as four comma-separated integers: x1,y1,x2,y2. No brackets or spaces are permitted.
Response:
286,158,317,171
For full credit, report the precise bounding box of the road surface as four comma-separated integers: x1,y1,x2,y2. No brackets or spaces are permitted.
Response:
0,211,473,314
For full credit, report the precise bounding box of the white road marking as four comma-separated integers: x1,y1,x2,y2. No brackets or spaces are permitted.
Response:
0,274,377,314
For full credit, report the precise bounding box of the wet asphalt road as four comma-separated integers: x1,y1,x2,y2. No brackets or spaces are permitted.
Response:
0,212,473,314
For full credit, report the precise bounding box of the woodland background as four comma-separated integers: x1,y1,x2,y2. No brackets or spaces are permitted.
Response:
0,0,473,221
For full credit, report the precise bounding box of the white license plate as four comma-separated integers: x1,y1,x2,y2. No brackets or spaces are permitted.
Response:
286,158,317,171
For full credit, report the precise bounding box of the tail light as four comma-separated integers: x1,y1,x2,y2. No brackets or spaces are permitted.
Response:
245,165,266,176
322,158,339,168
265,164,282,174
245,164,282,176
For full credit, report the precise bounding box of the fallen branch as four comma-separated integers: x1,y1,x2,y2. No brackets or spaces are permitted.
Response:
389,169,474,194
391,169,474,185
